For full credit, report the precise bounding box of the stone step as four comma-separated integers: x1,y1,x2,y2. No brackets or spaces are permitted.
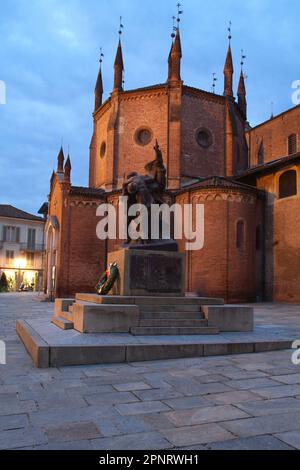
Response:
60,310,74,322
139,319,208,327
75,293,224,306
130,326,219,336
139,304,202,313
52,316,74,330
140,311,203,320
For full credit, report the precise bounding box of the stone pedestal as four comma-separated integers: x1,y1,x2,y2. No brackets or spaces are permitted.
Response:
107,248,185,297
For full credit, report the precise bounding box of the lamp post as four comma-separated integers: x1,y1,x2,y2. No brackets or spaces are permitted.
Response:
14,258,26,291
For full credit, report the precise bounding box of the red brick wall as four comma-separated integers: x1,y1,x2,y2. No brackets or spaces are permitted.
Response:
91,103,111,188
90,89,169,190
273,196,300,302
176,187,257,302
117,91,169,182
248,105,300,167
257,165,300,302
56,199,106,297
181,91,226,177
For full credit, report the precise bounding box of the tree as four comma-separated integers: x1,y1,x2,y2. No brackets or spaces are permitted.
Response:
0,272,9,292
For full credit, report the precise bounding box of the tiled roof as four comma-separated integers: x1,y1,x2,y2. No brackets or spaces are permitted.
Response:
178,176,260,194
38,202,48,215
70,186,105,197
236,153,300,178
122,83,166,94
0,205,44,222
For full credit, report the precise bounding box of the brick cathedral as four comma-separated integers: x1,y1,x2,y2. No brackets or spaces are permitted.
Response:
42,27,300,303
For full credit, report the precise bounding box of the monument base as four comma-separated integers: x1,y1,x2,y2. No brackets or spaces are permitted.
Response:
107,248,185,297
50,293,254,335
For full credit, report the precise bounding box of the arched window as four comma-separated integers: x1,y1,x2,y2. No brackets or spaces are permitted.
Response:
288,134,297,155
258,141,264,165
236,220,245,250
279,170,297,199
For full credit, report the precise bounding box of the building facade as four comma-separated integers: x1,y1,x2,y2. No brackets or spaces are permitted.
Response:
44,28,300,303
0,205,45,291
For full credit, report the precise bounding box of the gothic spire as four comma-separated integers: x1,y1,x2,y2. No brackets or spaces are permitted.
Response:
168,41,173,81
56,146,64,173
237,70,247,119
113,18,124,92
169,28,182,82
237,50,247,119
63,155,71,183
223,22,234,97
94,48,104,111
223,45,234,97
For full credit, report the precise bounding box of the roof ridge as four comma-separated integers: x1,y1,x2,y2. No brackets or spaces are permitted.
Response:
0,204,44,222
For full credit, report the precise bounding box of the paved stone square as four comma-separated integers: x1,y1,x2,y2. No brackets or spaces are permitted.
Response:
0,293,300,450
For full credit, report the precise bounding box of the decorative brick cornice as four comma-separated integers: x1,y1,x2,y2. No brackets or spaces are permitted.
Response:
93,99,111,119
188,189,257,204
120,90,168,102
183,86,225,105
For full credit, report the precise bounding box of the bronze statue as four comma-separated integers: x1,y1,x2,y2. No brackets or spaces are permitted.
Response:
122,140,177,250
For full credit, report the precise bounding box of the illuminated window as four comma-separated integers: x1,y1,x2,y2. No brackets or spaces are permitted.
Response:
26,252,35,268
279,170,297,199
6,250,14,265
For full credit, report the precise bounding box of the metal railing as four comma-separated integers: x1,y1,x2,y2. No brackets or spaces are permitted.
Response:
19,243,45,252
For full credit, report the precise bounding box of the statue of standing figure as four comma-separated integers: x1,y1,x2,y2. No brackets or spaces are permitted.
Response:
122,140,176,250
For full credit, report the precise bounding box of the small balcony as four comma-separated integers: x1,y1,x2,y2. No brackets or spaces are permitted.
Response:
19,243,45,253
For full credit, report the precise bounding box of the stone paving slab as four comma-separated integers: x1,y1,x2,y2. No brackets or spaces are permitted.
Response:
45,421,101,442
16,312,296,367
275,431,300,450
207,435,294,450
90,431,173,450
221,411,300,437
160,423,235,447
1,294,300,450
165,404,250,427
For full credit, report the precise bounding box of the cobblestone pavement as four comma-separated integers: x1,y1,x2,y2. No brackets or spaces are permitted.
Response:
0,293,300,450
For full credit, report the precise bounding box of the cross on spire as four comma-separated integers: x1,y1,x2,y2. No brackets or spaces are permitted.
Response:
176,3,183,26
240,49,246,71
171,16,176,39
113,19,124,92
228,20,232,44
118,16,124,38
99,47,104,66
211,73,217,94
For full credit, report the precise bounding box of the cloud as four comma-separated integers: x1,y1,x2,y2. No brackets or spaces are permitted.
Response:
0,0,299,214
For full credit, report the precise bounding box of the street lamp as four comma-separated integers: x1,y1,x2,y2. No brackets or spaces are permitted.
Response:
14,258,26,291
